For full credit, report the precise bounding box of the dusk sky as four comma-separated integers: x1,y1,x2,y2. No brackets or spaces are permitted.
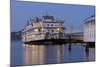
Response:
11,0,95,32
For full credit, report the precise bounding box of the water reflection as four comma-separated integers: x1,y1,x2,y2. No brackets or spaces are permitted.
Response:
23,43,95,65
22,43,95,66
23,45,45,65
68,43,72,53
84,44,95,61
56,45,64,63
23,44,65,65
85,45,89,61
11,41,95,66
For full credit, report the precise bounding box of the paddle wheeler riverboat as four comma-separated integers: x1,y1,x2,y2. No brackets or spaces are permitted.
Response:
22,15,66,44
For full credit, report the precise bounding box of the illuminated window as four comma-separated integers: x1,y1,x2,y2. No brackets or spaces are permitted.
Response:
34,29,39,32
32,35,35,37
41,34,44,37
41,28,44,31
57,28,60,31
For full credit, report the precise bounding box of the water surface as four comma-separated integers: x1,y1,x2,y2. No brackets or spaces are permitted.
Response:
11,41,95,66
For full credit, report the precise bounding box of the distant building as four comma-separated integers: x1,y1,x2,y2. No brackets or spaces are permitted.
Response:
84,15,95,42
22,15,65,42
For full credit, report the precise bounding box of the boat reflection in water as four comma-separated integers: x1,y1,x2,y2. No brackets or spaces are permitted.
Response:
23,44,45,65
22,43,95,66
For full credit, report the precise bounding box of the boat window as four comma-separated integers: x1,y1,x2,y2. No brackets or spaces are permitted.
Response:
52,30,54,32
51,24,53,27
47,24,49,26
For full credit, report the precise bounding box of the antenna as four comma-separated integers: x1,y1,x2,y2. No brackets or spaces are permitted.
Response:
26,20,30,26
